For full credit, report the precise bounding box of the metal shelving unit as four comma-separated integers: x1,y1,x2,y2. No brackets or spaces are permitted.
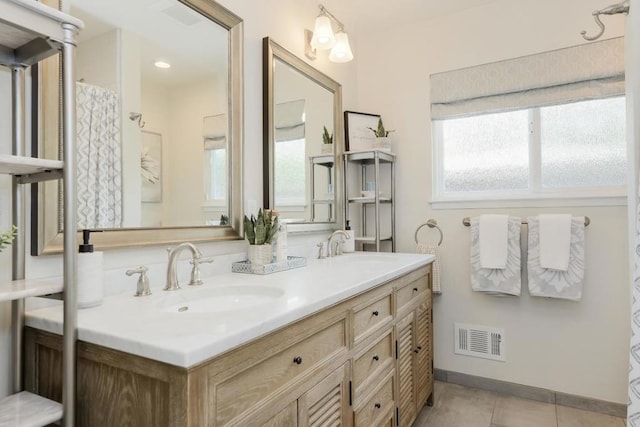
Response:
309,154,335,222
344,150,395,252
0,1,82,425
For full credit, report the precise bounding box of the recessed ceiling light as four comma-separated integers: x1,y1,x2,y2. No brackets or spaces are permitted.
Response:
154,60,171,69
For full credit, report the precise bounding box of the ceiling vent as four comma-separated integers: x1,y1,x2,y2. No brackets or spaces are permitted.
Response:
454,323,505,362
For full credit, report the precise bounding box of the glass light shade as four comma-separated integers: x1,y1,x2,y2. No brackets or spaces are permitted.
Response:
310,15,335,49
329,31,353,63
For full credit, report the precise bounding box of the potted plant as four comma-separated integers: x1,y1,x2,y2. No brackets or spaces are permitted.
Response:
367,118,394,152
321,126,333,154
244,209,278,265
0,225,16,253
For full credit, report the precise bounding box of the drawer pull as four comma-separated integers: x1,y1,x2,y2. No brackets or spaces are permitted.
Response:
372,310,379,316
372,355,379,361
414,346,423,354
374,403,381,409
293,356,303,365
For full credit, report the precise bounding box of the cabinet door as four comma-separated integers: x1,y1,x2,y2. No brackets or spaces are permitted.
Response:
415,303,433,409
396,311,416,427
262,401,298,427
298,362,352,427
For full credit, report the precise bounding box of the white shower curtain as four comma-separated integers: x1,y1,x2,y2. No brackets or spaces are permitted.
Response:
76,82,122,229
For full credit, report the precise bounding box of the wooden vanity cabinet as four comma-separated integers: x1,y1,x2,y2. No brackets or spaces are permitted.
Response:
245,362,351,427
25,264,433,427
395,270,434,427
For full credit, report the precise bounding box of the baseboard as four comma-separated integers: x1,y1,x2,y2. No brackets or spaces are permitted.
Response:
434,369,626,418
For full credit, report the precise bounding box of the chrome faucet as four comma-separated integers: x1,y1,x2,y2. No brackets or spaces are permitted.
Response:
165,243,202,291
327,230,350,257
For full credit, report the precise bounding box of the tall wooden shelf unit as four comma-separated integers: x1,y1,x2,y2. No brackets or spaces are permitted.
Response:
0,1,82,425
344,150,395,252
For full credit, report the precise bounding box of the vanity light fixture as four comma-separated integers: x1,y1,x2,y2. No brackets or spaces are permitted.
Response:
328,30,353,63
154,60,171,69
306,4,353,63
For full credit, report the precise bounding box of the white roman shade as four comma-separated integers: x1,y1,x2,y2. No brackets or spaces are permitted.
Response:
203,114,227,150
275,99,306,141
430,37,624,120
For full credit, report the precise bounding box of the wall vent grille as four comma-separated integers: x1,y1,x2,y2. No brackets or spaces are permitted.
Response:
454,323,505,362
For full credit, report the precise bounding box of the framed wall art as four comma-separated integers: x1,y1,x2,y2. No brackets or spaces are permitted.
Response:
344,110,380,152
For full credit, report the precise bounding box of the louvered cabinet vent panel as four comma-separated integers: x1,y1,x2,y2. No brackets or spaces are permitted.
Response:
308,383,342,427
397,316,416,425
454,323,505,361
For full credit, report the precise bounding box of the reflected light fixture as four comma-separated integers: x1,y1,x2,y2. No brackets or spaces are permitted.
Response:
154,60,171,69
306,4,353,63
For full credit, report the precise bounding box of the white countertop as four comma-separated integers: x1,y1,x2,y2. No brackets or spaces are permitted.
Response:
25,252,434,368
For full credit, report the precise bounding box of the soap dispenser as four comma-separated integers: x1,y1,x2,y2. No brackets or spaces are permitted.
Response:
77,229,104,308
343,221,355,253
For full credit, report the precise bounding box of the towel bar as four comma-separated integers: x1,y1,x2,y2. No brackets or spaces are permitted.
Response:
414,219,443,246
462,216,590,227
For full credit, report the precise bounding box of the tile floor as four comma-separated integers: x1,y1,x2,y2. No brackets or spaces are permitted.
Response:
413,381,626,427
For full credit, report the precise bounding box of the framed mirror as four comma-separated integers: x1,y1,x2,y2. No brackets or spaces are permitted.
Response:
32,0,244,254
262,37,343,232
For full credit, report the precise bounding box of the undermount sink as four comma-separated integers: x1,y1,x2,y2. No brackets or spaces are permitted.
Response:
159,285,285,314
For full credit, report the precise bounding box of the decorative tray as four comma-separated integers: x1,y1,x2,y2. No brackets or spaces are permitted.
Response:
232,256,307,275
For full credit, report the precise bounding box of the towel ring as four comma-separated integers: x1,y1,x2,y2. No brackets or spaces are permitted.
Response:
414,219,443,246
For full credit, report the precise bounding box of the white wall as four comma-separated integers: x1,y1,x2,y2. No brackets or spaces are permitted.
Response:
354,0,629,403
140,79,170,227
165,77,219,225
76,30,118,92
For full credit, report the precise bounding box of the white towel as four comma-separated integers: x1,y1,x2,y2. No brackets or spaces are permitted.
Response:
527,217,585,301
417,243,441,294
479,215,509,269
470,216,522,296
538,214,572,271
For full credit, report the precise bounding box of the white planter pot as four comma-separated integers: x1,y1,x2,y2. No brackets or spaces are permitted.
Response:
247,244,273,265
374,137,392,152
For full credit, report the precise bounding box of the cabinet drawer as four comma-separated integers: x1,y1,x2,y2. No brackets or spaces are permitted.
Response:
396,274,430,313
216,319,346,425
352,329,393,400
354,371,395,427
353,293,392,343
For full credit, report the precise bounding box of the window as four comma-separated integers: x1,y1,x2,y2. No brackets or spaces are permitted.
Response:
430,38,625,206
435,96,625,202
204,147,226,202
274,138,306,205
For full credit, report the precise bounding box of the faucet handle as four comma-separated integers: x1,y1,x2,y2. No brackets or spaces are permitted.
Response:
126,266,152,297
317,242,326,259
190,256,215,265
188,256,213,286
